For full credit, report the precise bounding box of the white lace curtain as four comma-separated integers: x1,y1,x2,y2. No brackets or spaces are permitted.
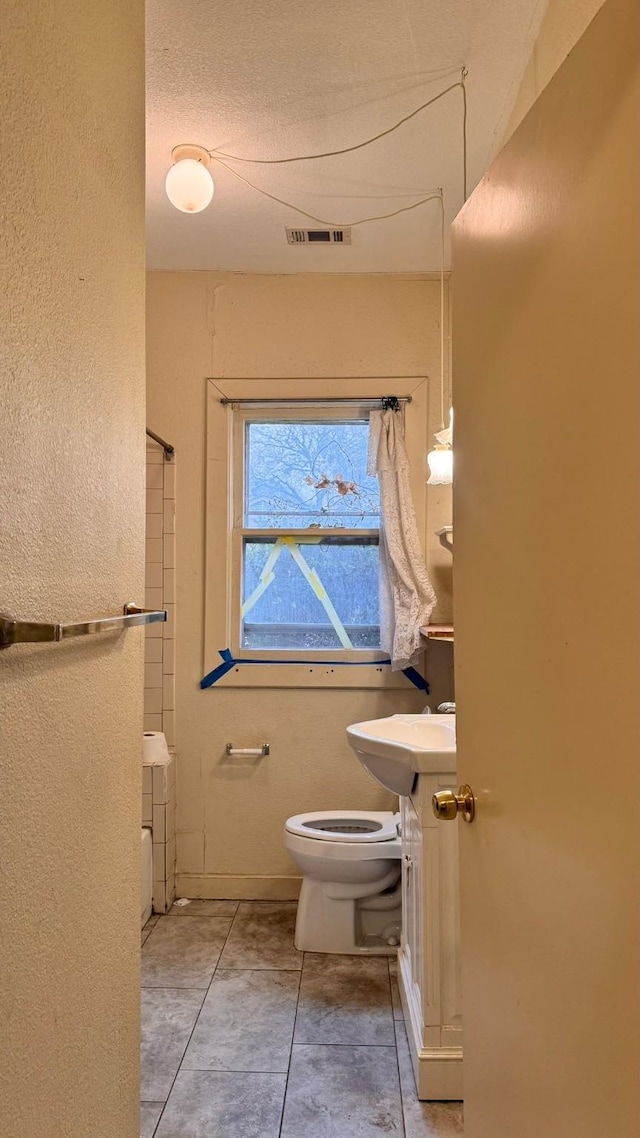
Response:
368,409,437,670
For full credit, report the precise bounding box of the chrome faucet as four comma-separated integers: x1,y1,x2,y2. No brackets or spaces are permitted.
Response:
436,702,456,714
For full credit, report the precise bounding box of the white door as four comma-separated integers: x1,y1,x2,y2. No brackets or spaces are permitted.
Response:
451,0,640,1135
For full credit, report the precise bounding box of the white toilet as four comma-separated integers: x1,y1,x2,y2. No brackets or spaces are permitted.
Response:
284,809,402,955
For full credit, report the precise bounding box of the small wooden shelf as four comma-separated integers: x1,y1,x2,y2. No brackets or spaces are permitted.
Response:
420,624,454,642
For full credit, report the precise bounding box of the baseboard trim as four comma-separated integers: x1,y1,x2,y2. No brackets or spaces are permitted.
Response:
398,947,463,1101
175,873,302,900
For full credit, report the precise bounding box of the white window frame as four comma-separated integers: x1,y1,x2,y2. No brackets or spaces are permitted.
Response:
231,404,385,664
203,377,429,689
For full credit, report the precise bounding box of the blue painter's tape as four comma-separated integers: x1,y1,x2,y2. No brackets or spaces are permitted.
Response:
199,649,237,688
200,650,429,693
401,666,429,692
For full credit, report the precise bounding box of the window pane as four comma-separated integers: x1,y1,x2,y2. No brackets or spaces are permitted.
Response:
245,419,379,528
242,539,380,650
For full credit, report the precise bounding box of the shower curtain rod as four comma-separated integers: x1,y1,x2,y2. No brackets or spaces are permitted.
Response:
146,428,175,458
218,395,412,406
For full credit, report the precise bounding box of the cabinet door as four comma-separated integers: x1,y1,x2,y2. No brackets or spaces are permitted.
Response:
400,795,413,972
401,795,424,1023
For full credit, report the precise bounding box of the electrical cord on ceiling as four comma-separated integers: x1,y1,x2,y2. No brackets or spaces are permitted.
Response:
205,67,469,214
210,152,442,227
208,73,465,166
461,67,468,201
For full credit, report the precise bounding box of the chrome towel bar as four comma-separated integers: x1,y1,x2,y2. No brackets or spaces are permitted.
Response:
0,603,166,649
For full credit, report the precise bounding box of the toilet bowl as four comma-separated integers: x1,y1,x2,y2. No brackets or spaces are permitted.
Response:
284,810,402,955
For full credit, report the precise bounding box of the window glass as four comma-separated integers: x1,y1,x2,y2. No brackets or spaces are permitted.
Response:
242,538,380,650
244,419,379,528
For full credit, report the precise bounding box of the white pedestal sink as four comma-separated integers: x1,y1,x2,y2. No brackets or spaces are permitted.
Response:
346,713,456,795
346,712,462,1101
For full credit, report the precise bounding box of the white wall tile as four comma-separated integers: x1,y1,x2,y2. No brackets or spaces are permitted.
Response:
144,587,163,612
163,463,175,498
165,871,176,909
152,764,167,803
145,538,163,564
144,454,177,776
167,787,176,821
163,710,175,746
145,559,163,588
152,880,166,914
162,639,175,675
162,674,175,711
145,638,163,664
144,662,163,689
152,841,166,881
166,835,176,877
166,808,175,841
167,758,176,791
152,804,166,844
142,767,152,795
146,488,163,514
142,793,153,825
146,463,164,490
163,534,175,569
163,568,175,604
144,688,163,714
165,802,176,844
163,499,175,534
146,514,163,540
163,604,175,637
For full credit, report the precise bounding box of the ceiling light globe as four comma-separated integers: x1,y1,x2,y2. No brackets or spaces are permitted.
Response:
427,445,453,485
165,158,214,213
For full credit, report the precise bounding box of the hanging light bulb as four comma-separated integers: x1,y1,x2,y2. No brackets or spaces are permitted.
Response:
427,409,453,485
165,145,214,213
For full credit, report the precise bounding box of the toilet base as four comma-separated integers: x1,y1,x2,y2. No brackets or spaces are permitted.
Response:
294,877,402,955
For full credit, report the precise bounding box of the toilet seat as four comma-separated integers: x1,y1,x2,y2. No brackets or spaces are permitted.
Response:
285,829,401,864
285,809,399,844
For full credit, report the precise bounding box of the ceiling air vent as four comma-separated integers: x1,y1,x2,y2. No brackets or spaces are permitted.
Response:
286,227,351,245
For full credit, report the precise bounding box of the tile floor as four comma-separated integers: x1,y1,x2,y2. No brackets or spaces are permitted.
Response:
140,900,463,1138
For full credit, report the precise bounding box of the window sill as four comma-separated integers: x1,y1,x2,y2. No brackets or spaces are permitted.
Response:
202,662,419,690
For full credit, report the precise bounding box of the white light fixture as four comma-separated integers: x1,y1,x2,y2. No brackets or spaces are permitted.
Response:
427,448,453,483
427,408,453,484
427,197,453,486
165,145,214,213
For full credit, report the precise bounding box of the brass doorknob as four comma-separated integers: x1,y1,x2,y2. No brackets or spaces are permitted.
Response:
432,785,476,824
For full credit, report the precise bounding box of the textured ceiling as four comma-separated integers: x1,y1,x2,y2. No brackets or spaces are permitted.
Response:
146,0,548,272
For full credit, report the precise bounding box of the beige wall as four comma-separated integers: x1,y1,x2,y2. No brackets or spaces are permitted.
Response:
0,4,145,1136
504,0,607,138
146,272,453,896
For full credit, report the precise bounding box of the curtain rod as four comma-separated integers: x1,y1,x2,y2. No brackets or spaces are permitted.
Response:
218,396,412,406
146,428,175,458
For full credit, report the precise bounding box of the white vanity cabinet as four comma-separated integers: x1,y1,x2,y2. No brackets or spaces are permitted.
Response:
399,772,463,1100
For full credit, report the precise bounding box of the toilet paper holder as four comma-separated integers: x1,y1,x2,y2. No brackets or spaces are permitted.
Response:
226,743,270,758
